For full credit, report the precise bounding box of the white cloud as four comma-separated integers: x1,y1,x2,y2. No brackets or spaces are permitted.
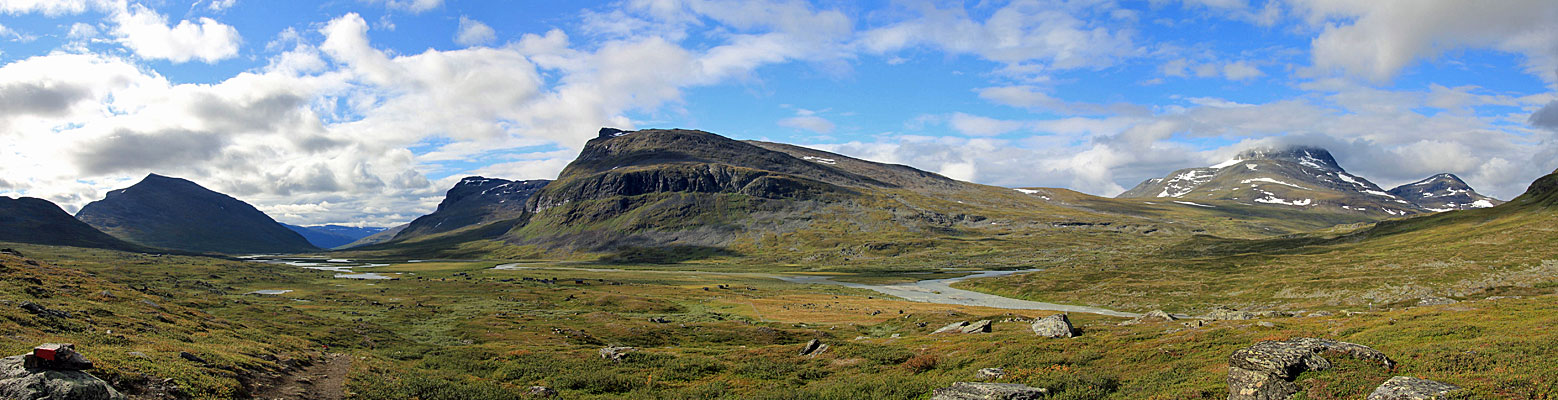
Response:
454,16,495,46
1221,61,1263,80
206,0,236,12
111,3,242,63
0,0,97,16
860,0,1138,79
1296,0,1558,83
778,115,835,134
368,0,442,13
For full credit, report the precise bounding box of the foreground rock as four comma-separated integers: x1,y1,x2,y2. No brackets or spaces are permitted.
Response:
598,346,635,362
933,321,970,334
975,368,1006,380
1227,338,1394,400
931,382,1048,400
799,339,829,356
1367,376,1461,400
960,320,993,334
1030,314,1074,338
0,344,125,400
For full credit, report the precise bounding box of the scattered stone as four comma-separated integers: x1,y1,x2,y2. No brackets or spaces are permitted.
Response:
125,352,147,359
139,299,162,310
1206,306,1257,321
598,346,635,362
1030,314,1074,338
0,248,21,257
1227,338,1394,400
178,352,207,364
647,317,671,323
960,320,993,334
17,302,69,319
975,368,1006,380
1120,310,1177,325
932,321,970,334
1183,320,1207,328
526,385,558,398
1256,321,1276,328
1416,296,1458,307
1367,376,1461,400
931,382,1048,400
0,345,125,400
1307,311,1334,317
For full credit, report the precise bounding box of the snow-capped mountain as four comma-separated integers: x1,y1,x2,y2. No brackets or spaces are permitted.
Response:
1118,146,1424,216
1387,173,1503,212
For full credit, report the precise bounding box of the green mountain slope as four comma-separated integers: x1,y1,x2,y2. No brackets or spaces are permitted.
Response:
0,197,144,251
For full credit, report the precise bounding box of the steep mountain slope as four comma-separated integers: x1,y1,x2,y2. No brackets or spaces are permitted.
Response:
390,177,549,242
75,174,318,254
284,224,387,249
0,197,144,251
1119,146,1422,216
1387,173,1503,211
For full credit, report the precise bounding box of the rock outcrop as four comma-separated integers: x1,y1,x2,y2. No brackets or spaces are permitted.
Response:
960,320,993,334
1367,376,1461,400
0,344,125,400
799,339,828,356
1030,314,1074,338
975,368,1006,380
1120,310,1177,325
1227,338,1394,400
598,346,635,362
931,382,1048,400
933,321,970,334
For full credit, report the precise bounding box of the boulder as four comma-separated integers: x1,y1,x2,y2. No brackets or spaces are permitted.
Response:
0,351,125,400
24,344,93,370
1120,310,1176,325
1227,338,1394,400
931,382,1047,400
933,321,970,334
1030,314,1074,338
1205,307,1256,320
975,368,1006,380
598,346,635,362
960,320,993,334
18,303,69,319
799,339,829,356
526,385,558,398
1367,376,1461,400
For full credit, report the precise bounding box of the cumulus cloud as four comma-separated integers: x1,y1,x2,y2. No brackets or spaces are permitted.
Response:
860,0,1138,79
1297,0,1558,83
779,115,835,134
112,3,242,63
1531,101,1558,130
948,113,1026,136
368,0,442,13
454,16,495,46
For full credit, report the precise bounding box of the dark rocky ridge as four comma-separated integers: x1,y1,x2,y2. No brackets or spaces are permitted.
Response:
391,177,549,242
0,197,142,251
74,174,317,254
1387,173,1504,211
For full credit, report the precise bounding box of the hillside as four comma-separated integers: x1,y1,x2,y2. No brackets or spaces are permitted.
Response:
1119,146,1423,217
0,197,144,251
75,174,318,254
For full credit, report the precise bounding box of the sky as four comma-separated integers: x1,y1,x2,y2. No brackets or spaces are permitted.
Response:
1,0,1557,227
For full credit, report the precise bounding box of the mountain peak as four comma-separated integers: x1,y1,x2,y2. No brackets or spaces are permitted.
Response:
1388,173,1502,211
1233,146,1342,171
75,176,317,254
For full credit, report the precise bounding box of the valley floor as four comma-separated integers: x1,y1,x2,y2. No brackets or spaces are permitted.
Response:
2,242,1555,399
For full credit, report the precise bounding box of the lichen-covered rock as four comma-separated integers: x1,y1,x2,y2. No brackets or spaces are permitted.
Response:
960,320,992,334
598,346,635,362
1205,307,1256,320
526,385,558,398
1367,376,1461,400
1120,310,1177,325
933,321,969,334
0,355,125,400
1227,338,1394,400
931,382,1047,400
1030,314,1074,338
1416,296,1458,307
799,339,829,356
975,368,1006,380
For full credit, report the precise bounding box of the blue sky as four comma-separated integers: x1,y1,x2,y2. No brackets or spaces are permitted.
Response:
1,0,1556,226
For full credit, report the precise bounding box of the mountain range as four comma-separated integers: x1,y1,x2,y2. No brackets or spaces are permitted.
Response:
1118,147,1500,215
283,224,389,249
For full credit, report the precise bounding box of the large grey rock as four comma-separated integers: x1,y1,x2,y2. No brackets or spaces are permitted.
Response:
960,320,992,334
526,385,558,398
1367,376,1461,400
1120,310,1176,325
799,339,828,356
0,355,125,400
1227,338,1394,400
1030,314,1074,338
598,346,635,362
931,382,1048,400
933,321,969,334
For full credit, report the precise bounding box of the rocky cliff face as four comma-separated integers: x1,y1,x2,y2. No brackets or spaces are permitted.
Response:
391,177,549,242
74,174,317,254
1387,173,1503,211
